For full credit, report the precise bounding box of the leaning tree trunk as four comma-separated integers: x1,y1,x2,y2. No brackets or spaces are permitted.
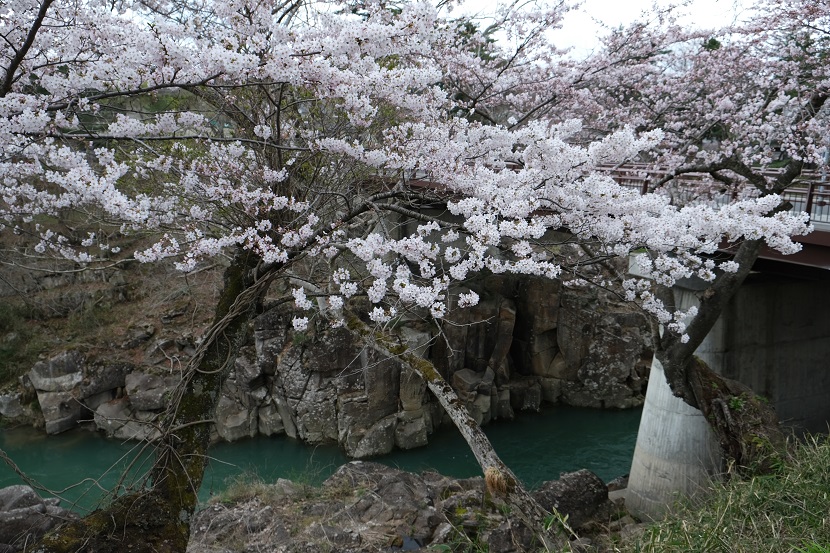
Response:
347,316,569,551
657,238,786,474
32,250,273,553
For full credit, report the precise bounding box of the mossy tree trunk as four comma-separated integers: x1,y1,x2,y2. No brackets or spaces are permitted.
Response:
348,316,569,551
32,249,272,553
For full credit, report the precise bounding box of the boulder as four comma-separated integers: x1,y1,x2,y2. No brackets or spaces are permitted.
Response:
215,379,258,442
0,393,23,418
533,469,610,529
233,346,262,387
394,411,428,450
350,415,396,459
452,368,482,395
83,389,116,411
322,462,440,543
94,397,131,437
0,485,41,511
28,351,84,392
399,366,426,412
79,362,132,399
36,390,83,434
257,398,285,436
0,486,77,550
94,397,160,441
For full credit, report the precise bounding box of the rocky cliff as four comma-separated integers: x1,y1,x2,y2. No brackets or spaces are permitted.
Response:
0,259,652,458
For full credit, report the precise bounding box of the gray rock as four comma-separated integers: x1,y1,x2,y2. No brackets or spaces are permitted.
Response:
94,398,159,441
0,486,77,549
0,485,41,511
36,390,83,434
452,368,482,394
233,346,261,386
351,415,396,459
257,399,285,436
79,362,132,399
215,387,258,442
83,389,116,411
0,393,23,418
125,369,180,411
399,366,426,412
533,469,610,529
394,411,428,450
94,396,131,437
28,351,84,392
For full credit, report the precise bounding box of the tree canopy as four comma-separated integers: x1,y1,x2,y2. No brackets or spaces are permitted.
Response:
1,0,826,550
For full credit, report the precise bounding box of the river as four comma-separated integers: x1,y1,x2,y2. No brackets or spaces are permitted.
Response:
0,405,641,514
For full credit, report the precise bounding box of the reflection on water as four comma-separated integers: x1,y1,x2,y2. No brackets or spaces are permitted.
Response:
0,405,641,513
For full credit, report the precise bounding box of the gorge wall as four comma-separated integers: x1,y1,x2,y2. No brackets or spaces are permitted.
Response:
0,271,653,458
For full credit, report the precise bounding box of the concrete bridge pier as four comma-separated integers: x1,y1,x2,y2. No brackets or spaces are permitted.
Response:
625,274,830,520
625,356,721,520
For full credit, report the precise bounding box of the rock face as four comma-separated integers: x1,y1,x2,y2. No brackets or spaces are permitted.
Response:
434,275,652,415
254,311,433,458
189,463,619,553
5,274,652,458
0,485,77,551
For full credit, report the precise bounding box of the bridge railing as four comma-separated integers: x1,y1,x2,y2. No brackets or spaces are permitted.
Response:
598,164,830,224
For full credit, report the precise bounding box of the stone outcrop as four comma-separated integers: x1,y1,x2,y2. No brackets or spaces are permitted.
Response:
254,310,434,458
0,485,77,552
434,275,652,414
4,274,652,459
189,462,625,553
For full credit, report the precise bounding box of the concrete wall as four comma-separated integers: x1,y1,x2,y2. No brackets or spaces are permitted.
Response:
699,273,830,434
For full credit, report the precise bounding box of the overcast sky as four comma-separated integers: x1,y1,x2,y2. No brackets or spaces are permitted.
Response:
456,0,752,57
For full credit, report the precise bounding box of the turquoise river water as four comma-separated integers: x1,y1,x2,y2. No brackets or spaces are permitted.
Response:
0,406,641,514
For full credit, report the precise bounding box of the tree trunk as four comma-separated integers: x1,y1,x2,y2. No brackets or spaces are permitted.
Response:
31,250,270,553
657,239,786,474
347,316,569,551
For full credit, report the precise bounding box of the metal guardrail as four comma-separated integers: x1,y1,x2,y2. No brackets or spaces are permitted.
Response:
598,164,830,225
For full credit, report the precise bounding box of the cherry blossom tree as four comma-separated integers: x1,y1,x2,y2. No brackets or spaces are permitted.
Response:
0,0,815,549
549,0,829,468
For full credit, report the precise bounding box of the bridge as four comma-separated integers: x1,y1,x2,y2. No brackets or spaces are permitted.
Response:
602,165,830,520
601,163,830,275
